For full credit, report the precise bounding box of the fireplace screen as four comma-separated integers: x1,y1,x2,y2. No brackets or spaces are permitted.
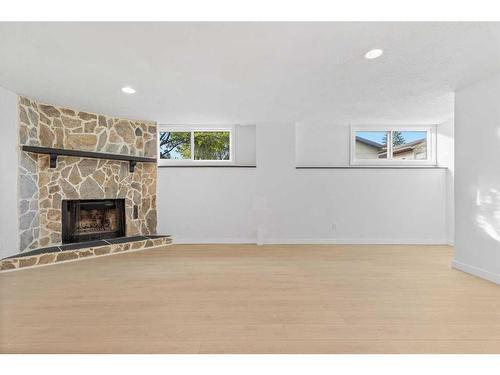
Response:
62,199,126,244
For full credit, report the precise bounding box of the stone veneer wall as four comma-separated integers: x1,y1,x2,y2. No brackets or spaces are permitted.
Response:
18,97,158,252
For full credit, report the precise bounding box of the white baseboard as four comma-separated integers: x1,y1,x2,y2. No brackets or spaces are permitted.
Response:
451,259,500,285
173,237,449,245
173,238,256,244
262,238,450,245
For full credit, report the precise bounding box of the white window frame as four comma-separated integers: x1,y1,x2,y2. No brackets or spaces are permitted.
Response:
350,125,437,166
157,125,235,166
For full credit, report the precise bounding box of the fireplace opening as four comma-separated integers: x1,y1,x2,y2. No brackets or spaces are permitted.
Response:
62,199,126,244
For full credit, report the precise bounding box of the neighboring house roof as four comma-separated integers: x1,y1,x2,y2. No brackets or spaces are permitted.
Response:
356,136,426,158
378,138,426,157
393,138,425,153
355,136,383,148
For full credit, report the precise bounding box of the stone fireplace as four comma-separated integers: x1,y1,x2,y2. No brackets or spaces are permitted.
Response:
61,199,126,244
17,96,158,252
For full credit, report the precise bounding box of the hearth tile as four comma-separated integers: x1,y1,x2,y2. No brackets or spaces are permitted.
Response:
19,257,38,268
59,240,108,251
78,249,94,258
145,234,171,239
56,251,79,262
0,234,172,273
111,244,125,253
37,253,57,265
105,235,148,244
92,245,112,256
131,240,146,249
152,238,166,246
2,246,61,260
0,260,18,270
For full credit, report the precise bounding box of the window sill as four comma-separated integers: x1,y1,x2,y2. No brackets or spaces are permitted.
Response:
158,165,256,168
295,166,447,170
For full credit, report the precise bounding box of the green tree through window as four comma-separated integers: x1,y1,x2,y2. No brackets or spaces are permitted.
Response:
159,130,231,160
194,132,230,160
159,132,191,159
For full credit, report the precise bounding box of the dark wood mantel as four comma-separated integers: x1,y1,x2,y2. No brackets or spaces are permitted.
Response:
21,145,157,172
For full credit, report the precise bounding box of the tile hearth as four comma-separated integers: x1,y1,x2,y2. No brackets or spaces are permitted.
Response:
0,235,172,272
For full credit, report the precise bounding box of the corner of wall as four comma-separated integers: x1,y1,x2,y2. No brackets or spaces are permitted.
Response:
0,87,20,258
452,259,500,285
453,72,500,284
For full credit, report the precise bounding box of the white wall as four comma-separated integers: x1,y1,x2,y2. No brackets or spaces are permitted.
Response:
453,73,500,284
235,125,256,165
158,122,450,244
157,168,257,243
437,117,455,244
295,123,349,166
0,86,19,258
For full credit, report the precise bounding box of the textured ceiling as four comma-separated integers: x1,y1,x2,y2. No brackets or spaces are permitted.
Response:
0,22,499,125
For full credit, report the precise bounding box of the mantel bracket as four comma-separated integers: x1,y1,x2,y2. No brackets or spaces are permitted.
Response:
129,160,137,173
49,153,57,168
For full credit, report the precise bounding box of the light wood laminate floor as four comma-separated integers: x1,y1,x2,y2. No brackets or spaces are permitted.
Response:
1,244,499,353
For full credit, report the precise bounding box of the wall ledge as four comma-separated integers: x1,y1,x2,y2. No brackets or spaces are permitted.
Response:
295,166,447,170
452,259,500,285
158,165,256,168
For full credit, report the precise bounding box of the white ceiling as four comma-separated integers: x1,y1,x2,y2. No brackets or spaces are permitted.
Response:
0,22,499,125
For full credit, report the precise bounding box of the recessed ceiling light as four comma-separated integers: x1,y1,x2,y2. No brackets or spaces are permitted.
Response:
121,86,136,94
364,49,383,59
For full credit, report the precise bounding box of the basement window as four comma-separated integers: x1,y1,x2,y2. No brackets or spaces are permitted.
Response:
350,126,436,166
158,127,233,164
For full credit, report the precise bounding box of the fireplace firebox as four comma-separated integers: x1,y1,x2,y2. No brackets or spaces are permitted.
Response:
62,199,126,244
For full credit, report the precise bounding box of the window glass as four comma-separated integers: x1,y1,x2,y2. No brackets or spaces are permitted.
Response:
355,131,389,159
194,131,231,160
159,131,191,159
392,131,427,160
